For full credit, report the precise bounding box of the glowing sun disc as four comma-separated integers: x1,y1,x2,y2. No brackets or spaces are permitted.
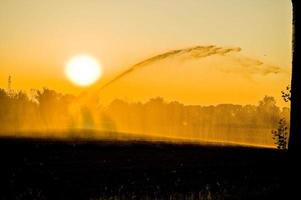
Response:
65,55,102,87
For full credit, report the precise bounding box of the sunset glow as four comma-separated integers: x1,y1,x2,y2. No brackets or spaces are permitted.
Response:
0,1,295,198
0,0,292,148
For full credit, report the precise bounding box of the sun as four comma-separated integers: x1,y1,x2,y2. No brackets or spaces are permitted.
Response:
65,55,102,87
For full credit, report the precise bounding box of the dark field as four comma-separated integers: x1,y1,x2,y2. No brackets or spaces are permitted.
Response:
0,136,296,200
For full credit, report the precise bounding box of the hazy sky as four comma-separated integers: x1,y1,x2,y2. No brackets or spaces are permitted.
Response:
0,0,292,105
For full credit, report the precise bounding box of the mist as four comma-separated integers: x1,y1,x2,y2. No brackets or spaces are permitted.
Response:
0,45,290,148
96,45,283,93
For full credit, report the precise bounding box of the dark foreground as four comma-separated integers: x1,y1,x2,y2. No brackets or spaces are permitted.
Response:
0,137,295,200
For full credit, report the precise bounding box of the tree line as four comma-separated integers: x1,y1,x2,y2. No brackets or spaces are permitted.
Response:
0,87,289,146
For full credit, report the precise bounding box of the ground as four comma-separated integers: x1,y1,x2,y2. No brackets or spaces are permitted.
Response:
0,136,294,200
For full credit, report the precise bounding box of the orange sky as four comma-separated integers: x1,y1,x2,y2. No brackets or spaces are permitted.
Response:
0,0,292,107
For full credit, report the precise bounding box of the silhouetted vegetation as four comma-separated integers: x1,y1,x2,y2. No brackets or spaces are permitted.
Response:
272,118,289,150
0,88,75,133
0,87,290,147
281,85,291,102
271,85,291,150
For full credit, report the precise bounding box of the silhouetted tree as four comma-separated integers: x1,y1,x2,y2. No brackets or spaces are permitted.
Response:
33,88,74,129
281,85,291,102
272,118,288,150
0,86,289,145
257,96,280,128
271,85,291,150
